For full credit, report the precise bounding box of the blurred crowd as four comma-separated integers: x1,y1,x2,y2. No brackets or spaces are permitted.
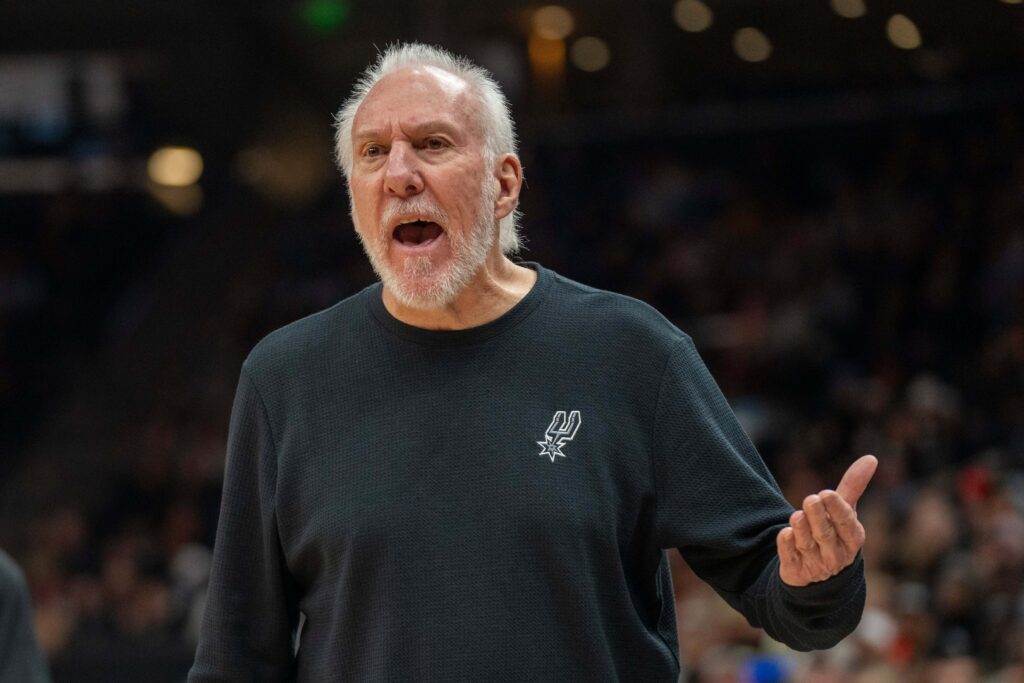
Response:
2,104,1023,682
0,192,173,466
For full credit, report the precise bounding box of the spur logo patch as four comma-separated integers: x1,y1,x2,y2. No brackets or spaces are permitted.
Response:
537,410,582,462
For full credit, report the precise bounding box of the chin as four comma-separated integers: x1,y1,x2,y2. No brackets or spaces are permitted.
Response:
387,261,466,310
356,209,495,312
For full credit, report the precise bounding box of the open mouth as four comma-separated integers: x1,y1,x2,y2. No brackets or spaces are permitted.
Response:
393,219,444,246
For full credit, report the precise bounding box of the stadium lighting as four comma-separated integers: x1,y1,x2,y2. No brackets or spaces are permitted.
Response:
147,146,203,187
734,27,772,63
886,14,922,50
532,6,574,40
570,37,611,72
673,0,714,32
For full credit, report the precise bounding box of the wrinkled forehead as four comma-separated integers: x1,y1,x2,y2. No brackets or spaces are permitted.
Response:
405,65,471,97
353,65,484,138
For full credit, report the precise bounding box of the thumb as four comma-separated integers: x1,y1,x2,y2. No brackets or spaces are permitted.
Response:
835,454,878,509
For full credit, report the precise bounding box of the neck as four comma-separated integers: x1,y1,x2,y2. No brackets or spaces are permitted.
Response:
381,252,537,330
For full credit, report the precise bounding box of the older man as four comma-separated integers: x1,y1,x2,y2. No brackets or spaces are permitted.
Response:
189,43,875,681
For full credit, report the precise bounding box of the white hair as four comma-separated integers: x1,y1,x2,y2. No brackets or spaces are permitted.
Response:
333,42,523,255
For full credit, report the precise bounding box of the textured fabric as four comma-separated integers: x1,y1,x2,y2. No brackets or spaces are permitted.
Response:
0,550,51,683
189,263,865,682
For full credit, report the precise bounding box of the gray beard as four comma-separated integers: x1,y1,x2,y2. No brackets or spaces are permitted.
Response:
353,183,497,311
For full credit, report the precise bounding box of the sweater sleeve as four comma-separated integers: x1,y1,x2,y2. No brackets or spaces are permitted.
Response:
0,551,51,683
189,367,299,681
651,335,865,651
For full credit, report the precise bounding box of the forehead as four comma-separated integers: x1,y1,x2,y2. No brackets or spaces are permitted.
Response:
353,66,480,136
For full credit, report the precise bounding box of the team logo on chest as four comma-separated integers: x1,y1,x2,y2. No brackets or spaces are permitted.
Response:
537,410,582,462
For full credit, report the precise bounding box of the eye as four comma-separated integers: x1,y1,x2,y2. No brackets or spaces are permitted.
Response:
424,137,448,151
363,144,384,158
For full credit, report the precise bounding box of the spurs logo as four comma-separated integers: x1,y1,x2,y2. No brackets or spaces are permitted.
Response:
537,410,582,462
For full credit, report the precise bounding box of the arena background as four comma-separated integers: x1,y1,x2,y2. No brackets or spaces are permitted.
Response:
2,1,1024,681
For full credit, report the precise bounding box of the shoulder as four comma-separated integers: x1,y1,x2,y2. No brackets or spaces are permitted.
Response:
241,285,375,383
0,550,30,602
542,266,691,356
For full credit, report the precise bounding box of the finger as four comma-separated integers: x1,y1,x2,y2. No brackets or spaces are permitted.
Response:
821,490,865,556
835,454,878,509
777,526,798,560
790,509,826,577
803,495,835,544
790,510,817,553
776,527,803,583
804,493,847,573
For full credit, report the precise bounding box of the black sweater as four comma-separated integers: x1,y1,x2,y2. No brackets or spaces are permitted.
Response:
189,264,865,682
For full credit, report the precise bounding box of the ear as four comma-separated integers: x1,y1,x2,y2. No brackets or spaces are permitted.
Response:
493,154,523,220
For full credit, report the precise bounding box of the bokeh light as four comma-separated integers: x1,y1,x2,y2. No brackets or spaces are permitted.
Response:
673,0,714,33
733,27,772,63
147,146,203,187
532,5,574,41
528,34,566,83
147,183,203,216
830,0,867,19
887,14,922,50
300,0,350,33
570,37,611,72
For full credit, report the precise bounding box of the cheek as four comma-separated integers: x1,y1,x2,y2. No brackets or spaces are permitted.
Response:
449,173,488,213
350,189,377,227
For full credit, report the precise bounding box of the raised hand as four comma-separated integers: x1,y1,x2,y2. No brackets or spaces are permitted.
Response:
776,455,878,587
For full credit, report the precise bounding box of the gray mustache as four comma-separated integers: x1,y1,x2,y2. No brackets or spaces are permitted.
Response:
381,199,447,229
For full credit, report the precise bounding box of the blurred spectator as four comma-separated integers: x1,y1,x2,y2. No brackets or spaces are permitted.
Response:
0,549,51,682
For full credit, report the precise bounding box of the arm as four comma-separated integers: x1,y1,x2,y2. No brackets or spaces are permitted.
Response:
652,336,867,650
188,367,299,682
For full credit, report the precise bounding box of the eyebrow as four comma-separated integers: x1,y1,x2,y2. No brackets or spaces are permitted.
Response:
353,120,462,141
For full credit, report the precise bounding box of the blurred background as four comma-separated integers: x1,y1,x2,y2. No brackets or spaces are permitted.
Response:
1,1,1023,681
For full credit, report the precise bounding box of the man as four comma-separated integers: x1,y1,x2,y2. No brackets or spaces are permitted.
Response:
189,43,876,681
0,550,51,683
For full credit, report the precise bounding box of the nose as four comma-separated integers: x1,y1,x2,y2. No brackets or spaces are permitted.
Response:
383,142,423,198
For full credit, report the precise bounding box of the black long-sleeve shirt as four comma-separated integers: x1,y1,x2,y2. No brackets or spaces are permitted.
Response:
189,263,865,682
